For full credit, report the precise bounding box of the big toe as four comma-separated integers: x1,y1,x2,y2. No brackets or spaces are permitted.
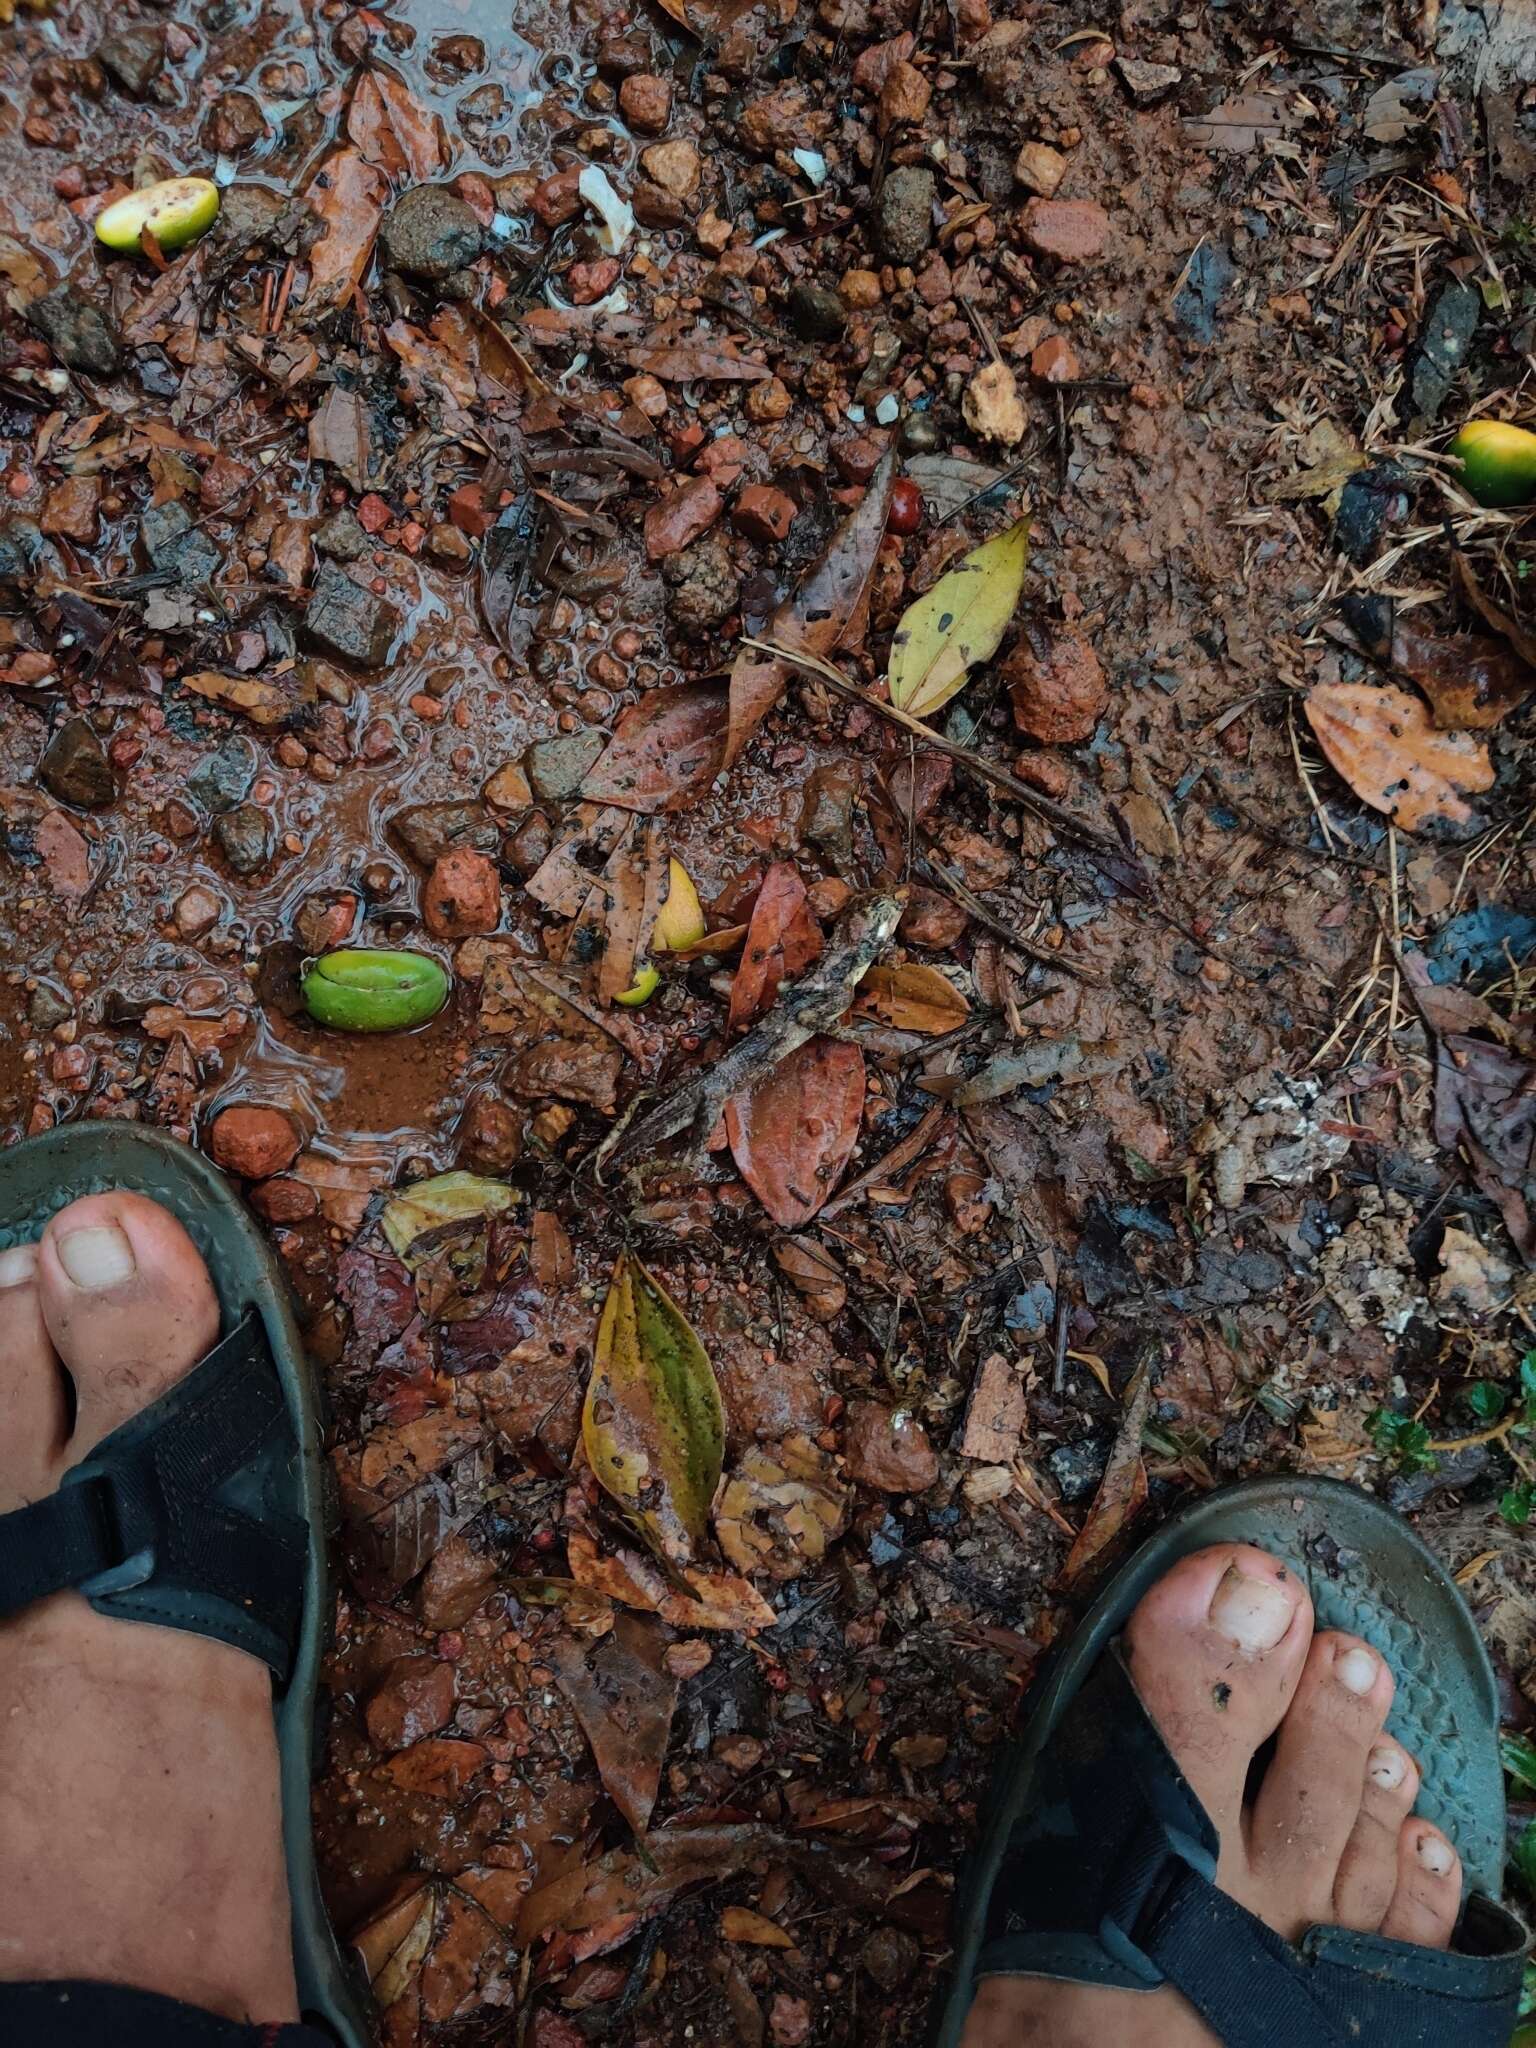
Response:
35,1193,219,1465
1124,1543,1313,1844
0,1240,70,1508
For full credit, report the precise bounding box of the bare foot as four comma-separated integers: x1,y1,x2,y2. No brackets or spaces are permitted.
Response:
0,1192,297,2023
962,1543,1465,2048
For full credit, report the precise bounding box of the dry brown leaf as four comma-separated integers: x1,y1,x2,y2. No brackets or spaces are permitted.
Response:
1060,1369,1151,1586
721,1906,795,1948
347,66,448,181
1303,682,1493,833
582,680,728,813
728,863,823,1035
853,961,970,1034
725,1037,866,1228
716,1436,851,1582
549,1613,678,1832
771,1235,847,1320
303,149,388,315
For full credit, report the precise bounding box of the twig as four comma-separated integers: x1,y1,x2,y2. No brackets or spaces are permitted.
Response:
1052,1286,1070,1395
742,636,1132,864
916,851,1106,986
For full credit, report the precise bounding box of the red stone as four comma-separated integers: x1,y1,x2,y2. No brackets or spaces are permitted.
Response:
423,847,501,938
356,493,393,534
618,72,672,134
1030,334,1080,384
842,1400,939,1492
1020,197,1110,262
364,1655,456,1752
732,483,796,545
249,1176,321,1224
643,475,723,560
567,256,620,304
209,1104,301,1180
531,168,582,227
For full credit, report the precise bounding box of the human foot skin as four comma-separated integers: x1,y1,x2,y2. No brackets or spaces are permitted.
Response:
962,1544,1465,2048
0,1192,298,2023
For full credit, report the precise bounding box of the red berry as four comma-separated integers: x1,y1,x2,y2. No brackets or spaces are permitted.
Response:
888,476,923,535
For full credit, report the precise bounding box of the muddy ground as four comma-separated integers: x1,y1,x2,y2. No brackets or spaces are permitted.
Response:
1,0,1534,2040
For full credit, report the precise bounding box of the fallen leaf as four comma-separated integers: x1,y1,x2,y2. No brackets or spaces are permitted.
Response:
1355,611,1530,730
566,1514,777,1630
645,0,761,38
515,1824,776,1957
626,338,771,383
902,452,1006,520
1433,1032,1536,1263
725,1037,865,1228
348,66,448,181
853,961,970,1034
179,670,296,730
384,318,477,412
716,1435,851,1582
342,1434,494,1597
583,1254,725,1567
1183,92,1293,152
725,449,896,768
1303,681,1494,833
550,1612,678,1831
303,148,388,315
728,863,823,1034
1452,550,1536,672
887,519,1030,720
771,1234,847,1320
581,680,728,813
306,386,372,491
721,1907,795,1948
1060,1368,1151,1585
356,1883,436,2008
382,1172,517,1257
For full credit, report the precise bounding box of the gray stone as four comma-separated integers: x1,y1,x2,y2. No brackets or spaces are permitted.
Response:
0,518,58,581
97,25,166,97
39,717,114,810
1114,56,1182,105
213,802,273,876
1409,280,1481,423
314,509,371,561
523,729,606,803
187,736,258,815
26,284,121,377
141,500,223,584
28,981,72,1029
386,799,499,867
874,166,935,266
379,186,483,283
303,562,401,668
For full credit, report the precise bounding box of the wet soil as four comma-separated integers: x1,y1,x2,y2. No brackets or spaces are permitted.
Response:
3,0,1535,2041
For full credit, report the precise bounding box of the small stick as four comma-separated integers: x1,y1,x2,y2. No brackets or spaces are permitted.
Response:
1052,1287,1071,1395
742,636,1132,864
917,852,1106,987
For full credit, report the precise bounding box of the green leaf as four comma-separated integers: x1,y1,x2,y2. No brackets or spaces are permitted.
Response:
1502,1730,1536,1794
886,517,1030,720
1366,1408,1437,1473
1458,1381,1508,1422
1512,1820,1536,1903
582,1253,725,1568
1500,1482,1535,1529
381,1171,516,1256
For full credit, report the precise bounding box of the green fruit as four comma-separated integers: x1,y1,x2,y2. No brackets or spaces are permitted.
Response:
615,965,660,1006
95,177,221,255
1447,419,1536,508
301,949,449,1033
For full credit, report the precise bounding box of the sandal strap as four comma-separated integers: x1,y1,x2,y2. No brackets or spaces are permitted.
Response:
0,1312,306,1680
975,1645,1531,2047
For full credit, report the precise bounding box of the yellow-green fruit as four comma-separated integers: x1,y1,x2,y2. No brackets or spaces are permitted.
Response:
615,965,660,1007
1510,2025,1536,2048
1447,419,1536,508
654,858,705,952
301,949,448,1032
96,177,221,255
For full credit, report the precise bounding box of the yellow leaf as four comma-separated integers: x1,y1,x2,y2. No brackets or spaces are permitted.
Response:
887,518,1030,720
854,962,970,1035
381,1171,516,1256
583,1255,725,1567
721,1906,795,1948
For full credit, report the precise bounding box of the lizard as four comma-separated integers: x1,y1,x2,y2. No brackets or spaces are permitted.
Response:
592,890,903,1182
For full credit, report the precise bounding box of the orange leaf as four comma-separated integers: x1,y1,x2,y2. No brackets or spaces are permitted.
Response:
721,1906,794,1948
724,1037,865,1228
347,67,448,181
303,149,388,313
854,961,970,1035
1303,682,1493,833
727,863,822,1034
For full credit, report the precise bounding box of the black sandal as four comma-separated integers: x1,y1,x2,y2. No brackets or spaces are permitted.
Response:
933,1477,1532,2048
0,1124,370,2048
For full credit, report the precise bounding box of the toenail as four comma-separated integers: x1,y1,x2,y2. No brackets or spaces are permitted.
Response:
57,1225,136,1290
1368,1744,1407,1790
1416,1834,1455,1876
1207,1565,1295,1653
1336,1645,1378,1695
0,1243,38,1287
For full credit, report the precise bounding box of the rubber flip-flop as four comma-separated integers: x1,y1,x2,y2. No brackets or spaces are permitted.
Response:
0,1123,371,2048
933,1475,1532,2048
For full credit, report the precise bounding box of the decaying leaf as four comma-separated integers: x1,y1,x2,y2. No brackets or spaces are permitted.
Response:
725,450,896,768
582,1254,725,1566
1452,550,1536,673
903,452,1006,521
340,1427,494,1597
771,1234,847,1320
854,961,970,1034
724,1036,866,1228
179,670,295,730
716,1435,851,1582
565,1512,777,1631
728,863,823,1034
348,66,448,181
1060,1368,1152,1586
1303,682,1494,833
550,1612,678,1831
625,337,771,383
382,1172,517,1257
303,148,388,315
355,1882,437,2009
721,1906,795,1948
1339,594,1532,731
581,680,728,813
887,519,1030,719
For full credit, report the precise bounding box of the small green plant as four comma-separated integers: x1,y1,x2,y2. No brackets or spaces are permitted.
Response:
1367,1408,1437,1473
1501,1731,1536,1794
